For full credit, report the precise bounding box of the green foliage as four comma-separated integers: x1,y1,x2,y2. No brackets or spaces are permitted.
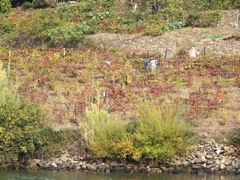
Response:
34,128,70,158
21,1,34,10
0,101,41,163
186,10,222,27
0,0,11,14
81,98,195,161
183,0,239,10
1,0,237,47
167,21,186,31
48,23,83,47
15,9,63,44
48,23,94,47
144,23,168,36
0,62,69,164
81,100,128,158
0,61,19,106
0,64,40,162
129,101,195,161
228,128,240,153
69,1,93,13
202,34,224,40
32,0,56,8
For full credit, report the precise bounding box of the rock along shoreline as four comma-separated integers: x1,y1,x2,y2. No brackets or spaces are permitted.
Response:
2,140,240,175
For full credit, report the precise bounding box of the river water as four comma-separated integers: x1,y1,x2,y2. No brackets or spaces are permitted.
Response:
0,170,239,180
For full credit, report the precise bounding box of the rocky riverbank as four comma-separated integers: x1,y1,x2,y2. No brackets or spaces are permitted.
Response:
12,140,239,175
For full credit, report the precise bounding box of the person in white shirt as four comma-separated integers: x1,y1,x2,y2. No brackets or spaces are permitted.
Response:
150,58,157,72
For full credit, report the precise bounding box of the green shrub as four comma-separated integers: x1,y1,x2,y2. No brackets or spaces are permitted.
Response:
34,128,70,159
0,62,69,163
228,128,240,153
21,1,34,10
47,22,94,46
0,0,11,14
69,1,93,13
81,102,127,158
15,9,63,44
168,21,186,30
144,23,168,36
0,62,39,163
186,10,222,27
33,0,56,8
0,101,42,163
81,99,195,161
129,101,195,161
0,20,14,34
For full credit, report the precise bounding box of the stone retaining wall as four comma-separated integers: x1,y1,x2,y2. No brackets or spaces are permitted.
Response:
26,140,240,175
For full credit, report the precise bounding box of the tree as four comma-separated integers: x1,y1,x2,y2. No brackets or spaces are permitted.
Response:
0,0,11,14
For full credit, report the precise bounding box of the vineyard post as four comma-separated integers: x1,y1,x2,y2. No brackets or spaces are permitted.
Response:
74,103,77,121
82,57,84,65
203,46,206,55
41,83,44,103
136,16,139,28
211,75,213,87
103,91,106,104
164,49,168,61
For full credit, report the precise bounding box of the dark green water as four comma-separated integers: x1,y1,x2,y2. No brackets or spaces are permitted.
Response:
0,170,239,180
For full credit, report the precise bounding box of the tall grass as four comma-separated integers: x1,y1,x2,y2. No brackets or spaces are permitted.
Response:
81,102,127,158
81,99,195,161
130,101,195,161
0,61,20,106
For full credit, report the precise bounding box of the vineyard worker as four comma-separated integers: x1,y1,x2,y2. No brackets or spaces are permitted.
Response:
150,57,157,72
105,61,111,67
144,60,149,69
143,60,149,74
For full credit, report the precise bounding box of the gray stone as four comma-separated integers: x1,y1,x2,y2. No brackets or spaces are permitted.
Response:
51,162,57,168
36,161,43,168
152,168,162,173
206,155,214,159
87,164,97,171
206,164,214,169
220,164,226,170
61,155,68,163
192,165,202,170
81,164,87,170
225,160,232,166
226,166,233,172
207,160,214,165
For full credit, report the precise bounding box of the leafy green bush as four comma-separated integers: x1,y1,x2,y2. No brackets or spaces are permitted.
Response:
0,101,42,163
0,0,11,14
69,1,93,13
21,1,34,10
34,128,70,159
0,20,14,37
81,102,128,158
168,21,186,30
48,23,94,47
228,128,240,153
144,23,168,36
81,99,195,161
15,9,63,44
0,62,69,164
0,63,40,163
129,101,195,161
33,0,56,8
186,10,222,27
